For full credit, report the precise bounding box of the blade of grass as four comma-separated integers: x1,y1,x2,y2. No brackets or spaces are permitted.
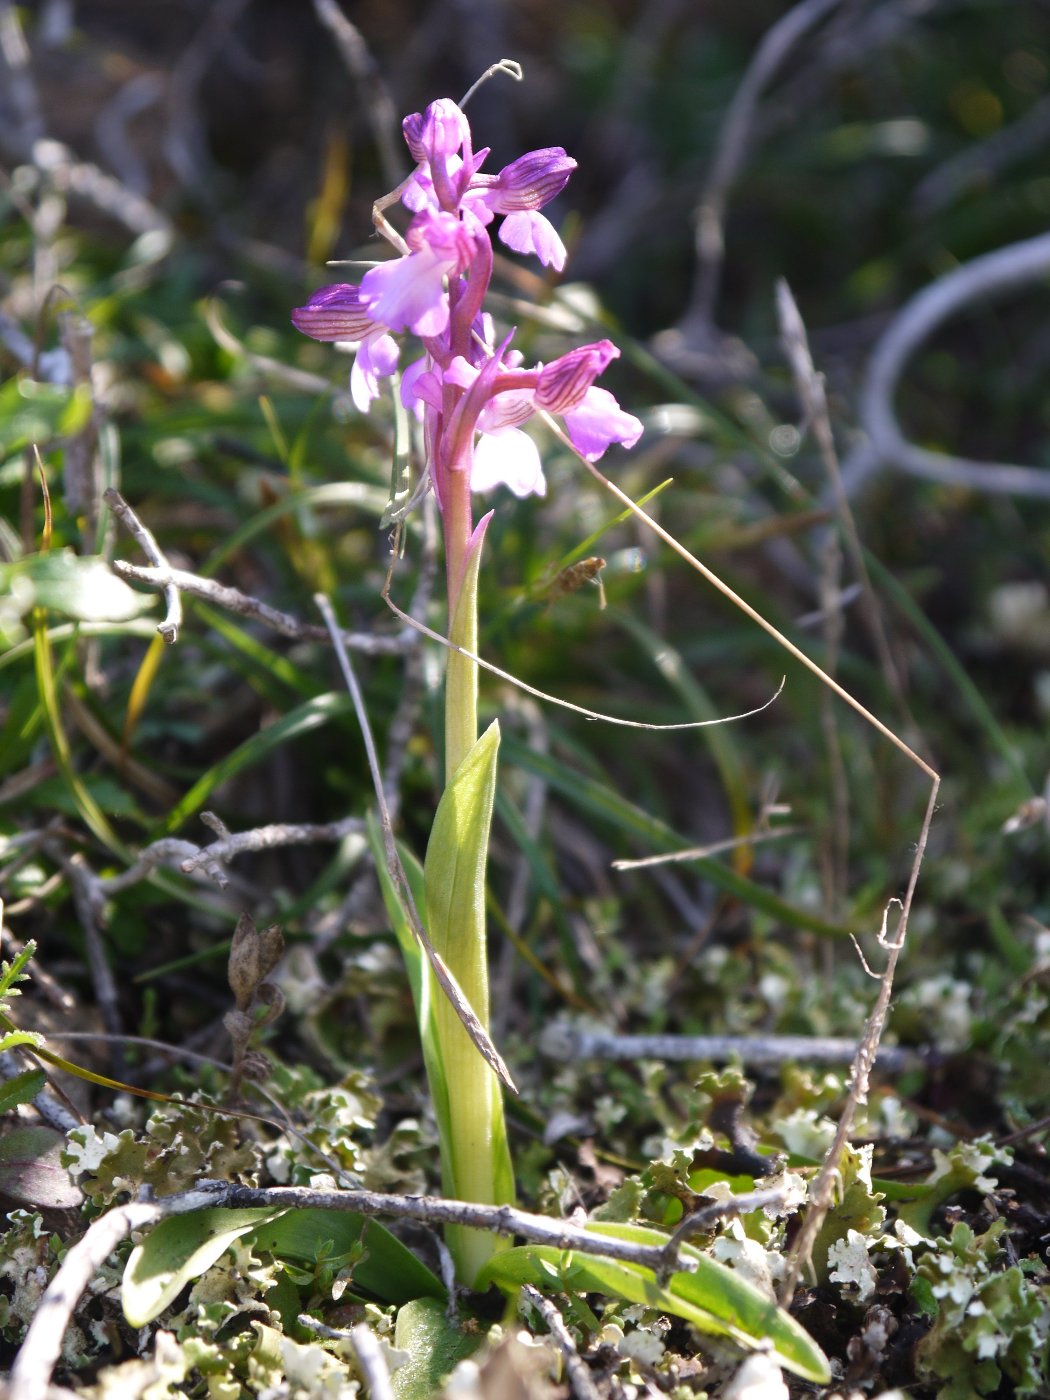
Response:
502,736,849,938
155,693,355,837
31,615,129,858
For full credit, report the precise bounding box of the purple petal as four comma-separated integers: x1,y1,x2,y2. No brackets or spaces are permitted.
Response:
477,389,535,433
482,148,576,212
360,249,450,337
400,355,438,417
291,284,381,342
498,211,567,271
563,387,643,461
403,99,470,165
535,341,619,413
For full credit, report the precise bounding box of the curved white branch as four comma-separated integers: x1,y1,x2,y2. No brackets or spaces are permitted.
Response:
854,231,1050,498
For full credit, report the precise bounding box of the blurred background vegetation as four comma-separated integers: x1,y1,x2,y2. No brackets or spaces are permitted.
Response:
1,0,1049,1295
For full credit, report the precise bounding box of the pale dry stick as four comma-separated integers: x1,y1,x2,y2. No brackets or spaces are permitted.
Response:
315,591,516,1094
540,1022,920,1074
686,0,844,328
845,230,1050,499
297,1317,395,1400
103,487,181,642
382,586,786,733
777,279,912,724
111,559,410,654
613,825,799,870
347,1322,396,1400
311,0,403,192
521,1283,603,1400
10,1174,739,1400
540,421,941,1296
780,778,939,1302
180,812,366,879
93,816,366,895
8,1196,172,1400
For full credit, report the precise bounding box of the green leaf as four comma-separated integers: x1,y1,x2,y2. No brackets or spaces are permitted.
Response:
425,719,501,974
0,1067,46,1113
2,551,155,623
423,720,515,1283
122,1206,288,1326
0,1125,83,1208
247,1208,444,1305
157,693,354,835
391,1296,482,1400
503,736,849,938
477,1219,830,1384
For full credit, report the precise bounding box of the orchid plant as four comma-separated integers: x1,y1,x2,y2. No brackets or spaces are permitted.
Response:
285,87,829,1386
293,94,640,1287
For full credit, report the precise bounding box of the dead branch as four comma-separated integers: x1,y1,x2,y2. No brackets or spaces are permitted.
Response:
521,1284,602,1400
103,488,181,642
311,0,404,192
104,484,413,656
845,231,1050,499
779,777,940,1302
10,1174,785,1400
540,1021,921,1073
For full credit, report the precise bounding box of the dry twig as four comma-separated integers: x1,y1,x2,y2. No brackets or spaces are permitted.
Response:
540,1022,920,1073
103,488,181,642
9,1174,783,1400
311,0,403,192
521,1284,602,1400
845,230,1050,499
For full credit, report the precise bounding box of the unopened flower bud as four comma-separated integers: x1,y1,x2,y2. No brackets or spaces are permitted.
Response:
403,99,469,165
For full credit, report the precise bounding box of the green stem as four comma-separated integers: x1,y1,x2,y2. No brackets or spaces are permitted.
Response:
431,482,514,1284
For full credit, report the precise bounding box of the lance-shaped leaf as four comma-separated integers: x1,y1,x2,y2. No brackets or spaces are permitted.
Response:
477,1219,830,1384
123,1207,288,1326
423,720,515,1285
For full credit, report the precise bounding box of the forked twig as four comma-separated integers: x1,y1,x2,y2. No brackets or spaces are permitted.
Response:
103,487,181,642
